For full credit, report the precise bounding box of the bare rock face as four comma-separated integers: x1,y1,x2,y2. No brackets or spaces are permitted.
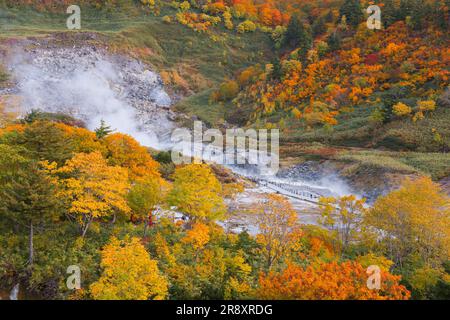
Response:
2,40,176,149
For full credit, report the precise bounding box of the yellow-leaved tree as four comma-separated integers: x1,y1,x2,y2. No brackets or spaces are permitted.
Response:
90,237,168,300
364,177,450,270
318,195,367,255
255,194,300,270
56,152,130,237
168,164,226,221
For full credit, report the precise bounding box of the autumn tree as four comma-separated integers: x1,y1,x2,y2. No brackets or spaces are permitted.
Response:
318,195,367,254
168,164,226,221
257,261,410,300
182,222,210,251
127,178,162,236
55,122,106,155
364,177,450,271
254,194,299,270
392,102,412,117
55,152,130,237
90,237,168,300
104,133,160,180
0,144,61,266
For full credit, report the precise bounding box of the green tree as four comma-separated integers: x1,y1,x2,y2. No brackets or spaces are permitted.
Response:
383,0,400,27
312,16,327,36
433,0,450,31
410,0,430,30
0,144,61,266
95,120,113,139
128,178,162,236
14,121,74,165
284,15,312,59
327,31,342,52
339,0,364,27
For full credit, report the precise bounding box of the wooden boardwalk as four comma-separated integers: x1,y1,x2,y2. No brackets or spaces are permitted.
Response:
256,179,333,205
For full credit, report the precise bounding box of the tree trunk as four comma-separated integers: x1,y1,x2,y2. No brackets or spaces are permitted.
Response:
148,210,154,228
143,222,148,237
143,210,154,237
29,222,34,266
81,216,93,238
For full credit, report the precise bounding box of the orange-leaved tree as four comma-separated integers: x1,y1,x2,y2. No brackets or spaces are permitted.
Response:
257,261,410,300
104,133,160,181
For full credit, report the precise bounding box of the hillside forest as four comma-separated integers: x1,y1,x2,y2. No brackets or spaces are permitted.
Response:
0,0,449,300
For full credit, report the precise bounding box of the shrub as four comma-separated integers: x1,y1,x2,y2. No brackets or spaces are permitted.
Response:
237,20,257,33
218,80,239,101
393,102,412,117
180,1,190,12
417,100,437,112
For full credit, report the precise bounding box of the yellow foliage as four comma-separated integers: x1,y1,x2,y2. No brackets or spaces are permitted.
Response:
365,177,450,267
255,194,299,269
237,20,257,33
417,100,437,112
56,152,130,236
392,102,412,117
168,164,226,221
90,237,168,300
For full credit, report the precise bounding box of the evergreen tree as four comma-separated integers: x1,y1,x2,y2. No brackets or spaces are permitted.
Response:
325,10,334,23
327,31,342,52
339,0,364,27
95,120,114,139
434,0,450,31
0,145,62,266
284,16,312,59
383,0,399,27
271,57,283,80
13,121,74,165
410,0,430,30
398,0,413,20
312,16,327,36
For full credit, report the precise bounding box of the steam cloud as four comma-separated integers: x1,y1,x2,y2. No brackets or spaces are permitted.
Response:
6,46,174,149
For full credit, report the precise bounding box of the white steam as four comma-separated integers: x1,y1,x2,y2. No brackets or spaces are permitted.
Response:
6,46,174,149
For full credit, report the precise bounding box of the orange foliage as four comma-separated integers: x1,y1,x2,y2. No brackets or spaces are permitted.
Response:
257,262,411,300
55,123,106,154
104,133,160,181
235,21,449,126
